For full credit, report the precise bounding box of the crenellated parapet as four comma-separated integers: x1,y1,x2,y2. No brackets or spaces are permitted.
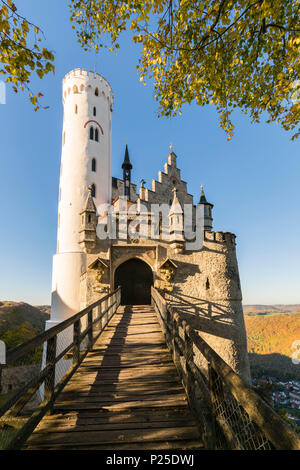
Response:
204,230,236,246
62,68,113,109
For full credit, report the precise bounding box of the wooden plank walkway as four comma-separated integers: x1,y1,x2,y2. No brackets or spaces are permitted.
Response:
25,305,203,450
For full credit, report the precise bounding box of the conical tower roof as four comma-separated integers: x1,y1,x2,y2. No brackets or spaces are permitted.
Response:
122,144,132,170
199,185,214,207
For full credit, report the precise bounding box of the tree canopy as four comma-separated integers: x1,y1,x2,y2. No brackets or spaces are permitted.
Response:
1,1,299,137
69,0,300,139
0,0,54,110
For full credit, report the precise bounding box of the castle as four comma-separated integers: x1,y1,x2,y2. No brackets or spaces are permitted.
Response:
47,68,251,384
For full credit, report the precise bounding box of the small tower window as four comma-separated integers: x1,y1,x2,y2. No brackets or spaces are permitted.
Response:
92,158,96,172
88,214,91,223
75,104,78,114
93,106,96,116
80,84,84,92
91,184,96,197
206,278,210,290
95,128,99,142
89,126,94,140
63,132,66,145
95,88,99,96
73,85,78,94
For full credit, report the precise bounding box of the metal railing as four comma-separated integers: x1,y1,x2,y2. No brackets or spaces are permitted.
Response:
0,287,121,450
151,287,300,450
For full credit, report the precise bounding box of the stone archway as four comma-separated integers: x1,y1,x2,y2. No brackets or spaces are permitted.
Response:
114,258,154,305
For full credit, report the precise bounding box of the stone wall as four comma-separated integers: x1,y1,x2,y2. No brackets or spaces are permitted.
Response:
1,364,40,395
166,232,251,384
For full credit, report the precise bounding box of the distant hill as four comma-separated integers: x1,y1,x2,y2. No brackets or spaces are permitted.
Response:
244,309,300,380
0,302,50,362
0,301,50,336
243,304,300,316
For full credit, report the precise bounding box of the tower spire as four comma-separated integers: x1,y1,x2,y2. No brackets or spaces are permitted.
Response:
122,143,132,197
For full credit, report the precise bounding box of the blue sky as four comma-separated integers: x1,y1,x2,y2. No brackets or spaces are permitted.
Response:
0,0,299,305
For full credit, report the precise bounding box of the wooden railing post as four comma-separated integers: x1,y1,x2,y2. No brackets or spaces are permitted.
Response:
87,309,93,350
183,324,195,402
73,319,81,365
44,335,57,402
172,317,180,373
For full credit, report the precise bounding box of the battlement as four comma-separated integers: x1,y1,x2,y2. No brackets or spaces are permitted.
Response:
204,230,236,245
63,68,113,91
62,69,113,108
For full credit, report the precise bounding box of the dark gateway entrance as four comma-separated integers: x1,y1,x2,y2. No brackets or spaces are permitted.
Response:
114,258,153,305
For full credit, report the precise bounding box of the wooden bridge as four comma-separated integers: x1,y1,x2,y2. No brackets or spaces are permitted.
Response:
1,287,300,450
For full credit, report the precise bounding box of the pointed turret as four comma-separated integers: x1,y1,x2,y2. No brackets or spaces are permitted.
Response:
122,144,132,197
198,185,214,231
169,187,184,253
79,185,98,252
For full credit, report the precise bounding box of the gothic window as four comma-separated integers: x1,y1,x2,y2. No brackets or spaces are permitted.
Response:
95,128,99,142
88,214,91,223
80,84,84,92
89,126,94,140
93,106,96,116
95,87,99,96
92,158,96,172
75,104,78,114
91,184,96,197
206,277,210,290
73,85,78,94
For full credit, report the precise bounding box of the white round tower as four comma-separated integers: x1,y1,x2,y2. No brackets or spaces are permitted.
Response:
48,68,113,325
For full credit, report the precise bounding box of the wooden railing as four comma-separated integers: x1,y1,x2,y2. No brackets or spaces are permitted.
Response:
0,287,121,450
151,287,300,450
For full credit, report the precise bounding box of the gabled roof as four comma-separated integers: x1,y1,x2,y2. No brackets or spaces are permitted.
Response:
88,257,108,270
159,258,178,270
